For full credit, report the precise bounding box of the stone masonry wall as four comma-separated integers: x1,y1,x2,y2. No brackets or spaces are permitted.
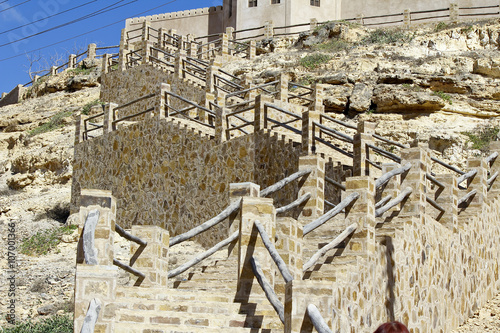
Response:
73,118,302,248
100,64,206,120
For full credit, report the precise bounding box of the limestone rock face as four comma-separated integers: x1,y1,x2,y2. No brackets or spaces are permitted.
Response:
372,85,445,113
349,83,373,113
474,56,500,78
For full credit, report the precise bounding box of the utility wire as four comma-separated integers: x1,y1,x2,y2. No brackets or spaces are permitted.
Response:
0,0,30,14
0,0,10,5
0,0,137,48
0,0,179,62
0,0,98,36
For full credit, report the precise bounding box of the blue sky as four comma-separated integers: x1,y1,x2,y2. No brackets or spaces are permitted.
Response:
0,0,222,94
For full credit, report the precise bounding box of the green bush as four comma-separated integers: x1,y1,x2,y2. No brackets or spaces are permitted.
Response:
299,53,332,70
1,315,73,333
82,99,102,115
20,225,77,256
315,39,352,53
361,29,413,45
28,111,73,137
463,125,500,152
434,21,448,32
67,67,92,75
433,91,452,104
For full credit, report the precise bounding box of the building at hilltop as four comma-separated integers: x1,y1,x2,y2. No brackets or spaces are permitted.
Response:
123,0,499,39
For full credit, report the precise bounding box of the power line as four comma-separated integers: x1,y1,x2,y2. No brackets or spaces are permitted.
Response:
0,0,137,48
0,0,30,14
0,0,98,36
0,0,179,63
0,0,10,5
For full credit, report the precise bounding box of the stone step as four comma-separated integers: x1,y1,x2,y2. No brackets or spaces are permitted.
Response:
114,322,279,333
117,286,235,303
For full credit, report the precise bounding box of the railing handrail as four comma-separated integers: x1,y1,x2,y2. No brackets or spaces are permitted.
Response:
115,224,147,247
113,258,145,283
168,231,238,278
313,121,354,144
325,177,346,191
169,198,242,246
114,93,157,111
226,80,279,99
250,256,285,324
303,222,358,272
486,152,498,164
366,143,401,163
458,189,477,206
457,169,477,187
261,169,312,197
431,156,465,175
265,103,302,120
375,187,412,217
254,220,293,283
375,162,412,189
307,304,333,333
276,192,311,214
372,133,409,149
303,193,359,236
320,113,357,130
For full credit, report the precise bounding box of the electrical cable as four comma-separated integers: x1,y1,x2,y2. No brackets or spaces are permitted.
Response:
0,0,179,62
0,0,30,14
0,0,137,48
0,0,98,36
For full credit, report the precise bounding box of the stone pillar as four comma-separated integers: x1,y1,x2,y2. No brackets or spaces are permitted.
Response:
215,90,228,143
285,280,333,333
50,66,57,76
130,226,169,287
377,163,401,214
189,40,198,58
255,94,272,131
356,14,364,25
298,155,325,222
101,54,110,74
75,115,85,144
249,40,256,59
488,142,500,195
235,185,276,302
155,83,168,120
463,157,488,211
206,64,219,93
120,28,127,49
450,3,459,23
221,33,229,61
264,20,274,39
399,144,429,220
87,43,97,60
278,73,289,102
74,189,118,333
158,27,165,47
163,84,172,117
353,121,376,177
119,29,127,71
275,217,303,282
226,26,235,40
310,83,324,113
310,18,318,33
434,174,458,228
68,54,76,69
403,9,411,28
141,20,151,42
301,110,320,156
103,103,117,133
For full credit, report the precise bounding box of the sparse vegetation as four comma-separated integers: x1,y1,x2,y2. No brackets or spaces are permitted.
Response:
315,39,352,53
402,83,422,92
361,29,413,45
463,125,500,152
28,111,73,136
19,225,78,256
67,67,93,76
434,21,448,32
82,99,103,115
433,90,453,104
1,315,73,333
299,53,332,69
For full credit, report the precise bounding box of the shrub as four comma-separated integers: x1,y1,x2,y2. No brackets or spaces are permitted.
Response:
463,125,500,152
299,53,332,69
82,99,102,115
315,39,352,53
361,29,413,45
1,315,73,333
433,91,452,104
19,225,78,256
67,67,92,75
28,111,73,137
434,21,448,32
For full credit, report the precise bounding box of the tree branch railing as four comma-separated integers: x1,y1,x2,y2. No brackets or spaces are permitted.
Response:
225,103,255,136
372,134,409,149
169,198,242,246
375,195,392,209
83,113,105,141
112,93,157,127
276,192,311,214
325,177,346,191
288,82,314,105
250,256,285,324
312,121,354,158
488,171,498,188
113,259,146,285
458,189,477,207
303,193,359,236
261,169,312,197
226,80,280,100
307,304,333,333
426,196,445,213
115,224,147,247
125,49,143,69
168,231,239,278
375,162,412,189
375,187,412,218
182,58,208,82
456,169,477,187
426,173,446,189
431,156,465,175
80,298,101,333
303,222,358,272
165,91,217,129
366,143,402,164
254,221,293,283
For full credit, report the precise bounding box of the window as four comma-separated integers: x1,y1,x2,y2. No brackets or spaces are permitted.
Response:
310,0,320,6
272,0,280,3
249,0,257,7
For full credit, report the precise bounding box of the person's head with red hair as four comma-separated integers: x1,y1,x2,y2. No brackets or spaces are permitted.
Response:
374,321,409,333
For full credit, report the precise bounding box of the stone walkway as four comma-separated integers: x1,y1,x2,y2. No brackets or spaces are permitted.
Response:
452,292,500,332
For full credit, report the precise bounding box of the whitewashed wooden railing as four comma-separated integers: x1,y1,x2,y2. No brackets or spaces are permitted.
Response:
307,304,333,333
